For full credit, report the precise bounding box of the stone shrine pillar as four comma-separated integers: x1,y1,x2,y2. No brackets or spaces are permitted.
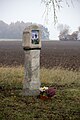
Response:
22,24,41,96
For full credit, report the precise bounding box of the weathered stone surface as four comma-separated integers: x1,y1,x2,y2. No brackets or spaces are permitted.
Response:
23,50,41,96
22,24,41,49
22,24,41,96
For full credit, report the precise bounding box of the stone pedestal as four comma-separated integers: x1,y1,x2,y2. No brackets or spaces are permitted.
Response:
23,50,41,96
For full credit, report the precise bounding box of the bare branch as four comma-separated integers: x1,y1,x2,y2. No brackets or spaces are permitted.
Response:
41,0,79,24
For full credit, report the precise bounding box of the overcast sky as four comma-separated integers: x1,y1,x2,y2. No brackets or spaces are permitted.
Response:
0,0,80,40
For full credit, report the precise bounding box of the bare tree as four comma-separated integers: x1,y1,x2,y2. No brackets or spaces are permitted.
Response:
57,24,70,40
71,31,78,41
57,24,70,32
41,0,79,24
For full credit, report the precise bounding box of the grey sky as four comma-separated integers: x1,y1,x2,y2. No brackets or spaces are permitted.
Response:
0,0,80,40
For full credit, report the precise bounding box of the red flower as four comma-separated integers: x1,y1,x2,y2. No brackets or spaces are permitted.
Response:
38,87,56,100
45,87,56,97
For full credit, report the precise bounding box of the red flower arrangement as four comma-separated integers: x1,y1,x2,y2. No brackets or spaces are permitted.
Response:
38,86,56,100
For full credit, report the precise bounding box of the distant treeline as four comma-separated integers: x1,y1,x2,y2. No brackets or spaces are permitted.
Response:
0,20,49,39
57,24,80,41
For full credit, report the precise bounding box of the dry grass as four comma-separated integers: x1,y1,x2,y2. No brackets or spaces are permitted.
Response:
41,68,80,85
0,67,80,120
0,66,23,89
0,66,80,86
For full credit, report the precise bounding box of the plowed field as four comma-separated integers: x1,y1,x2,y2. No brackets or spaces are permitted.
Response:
0,41,80,70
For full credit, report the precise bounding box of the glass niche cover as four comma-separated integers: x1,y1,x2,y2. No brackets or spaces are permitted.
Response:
31,30,39,44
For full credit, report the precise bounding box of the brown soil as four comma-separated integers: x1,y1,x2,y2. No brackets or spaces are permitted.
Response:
0,41,80,70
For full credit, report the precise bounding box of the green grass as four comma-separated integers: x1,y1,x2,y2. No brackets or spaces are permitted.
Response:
0,67,80,120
